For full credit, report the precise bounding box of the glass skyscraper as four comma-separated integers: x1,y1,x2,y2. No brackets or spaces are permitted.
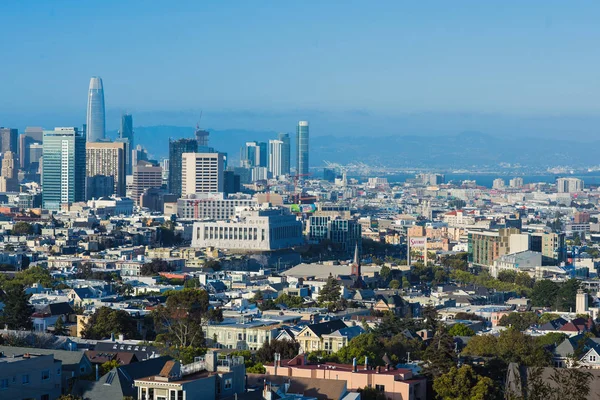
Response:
168,138,198,196
86,77,106,143
119,113,134,174
296,121,309,176
277,132,291,175
42,127,86,210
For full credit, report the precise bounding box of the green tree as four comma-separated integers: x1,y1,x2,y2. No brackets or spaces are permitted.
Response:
389,279,401,289
379,266,391,281
538,313,561,324
101,359,121,375
423,326,456,378
433,365,496,400
448,323,475,337
0,284,34,330
497,270,517,283
256,339,300,364
184,278,199,289
531,280,560,308
12,222,33,235
535,332,568,348
81,307,139,340
14,266,53,287
554,279,579,312
318,275,341,304
140,259,174,276
498,312,539,331
358,387,386,400
247,363,266,373
53,316,68,336
514,272,534,288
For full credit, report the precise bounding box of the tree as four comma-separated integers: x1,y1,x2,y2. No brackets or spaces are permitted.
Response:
204,260,222,271
514,272,534,288
53,316,68,336
448,323,475,337
256,339,300,364
554,279,579,312
184,278,199,289
421,304,439,333
389,279,401,289
423,326,456,378
318,275,341,304
531,280,560,308
498,312,539,331
358,387,386,400
12,222,33,235
0,284,34,330
538,313,561,325
379,266,391,281
535,332,567,348
140,259,174,276
434,365,496,400
498,270,517,283
81,307,138,340
153,289,219,349
101,359,121,375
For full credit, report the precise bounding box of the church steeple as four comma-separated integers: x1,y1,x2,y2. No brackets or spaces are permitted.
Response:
351,242,360,277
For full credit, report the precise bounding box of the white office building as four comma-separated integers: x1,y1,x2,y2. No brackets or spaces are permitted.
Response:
177,192,257,220
269,139,284,178
181,152,225,196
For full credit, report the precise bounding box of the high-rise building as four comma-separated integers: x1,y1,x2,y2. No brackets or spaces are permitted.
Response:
269,139,284,178
132,160,162,205
195,124,210,150
509,177,524,188
19,127,43,170
169,138,198,196
131,145,148,171
119,113,134,174
296,121,309,176
277,133,291,176
181,152,225,196
0,151,18,192
492,178,505,189
240,141,268,168
86,77,106,143
0,127,18,158
42,127,86,210
86,142,127,197
557,177,584,193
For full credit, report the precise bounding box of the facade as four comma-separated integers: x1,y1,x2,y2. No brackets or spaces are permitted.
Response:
509,177,524,188
19,127,43,170
278,132,291,175
492,178,505,189
0,151,18,192
489,250,543,278
86,141,126,197
195,126,210,150
119,113,134,175
204,319,280,350
240,141,267,168
42,127,86,211
169,138,198,196
177,192,256,220
0,352,62,400
468,228,521,267
308,216,362,256
86,76,106,142
557,177,584,193
530,232,566,265
132,160,163,205
296,121,309,176
268,139,284,178
0,127,18,157
192,206,303,251
181,152,225,196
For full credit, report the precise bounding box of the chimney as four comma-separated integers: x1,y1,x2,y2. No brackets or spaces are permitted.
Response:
118,334,124,341
364,357,368,370
352,357,357,373
95,364,99,381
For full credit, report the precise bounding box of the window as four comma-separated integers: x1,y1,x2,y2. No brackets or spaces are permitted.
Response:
0,379,7,389
41,370,50,380
591,355,597,362
57,368,61,376
375,385,385,392
22,374,30,384
225,378,232,390
41,395,50,400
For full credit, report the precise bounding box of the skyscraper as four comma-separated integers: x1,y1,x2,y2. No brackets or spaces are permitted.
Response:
86,77,106,143
19,127,43,170
42,127,86,210
296,121,309,176
181,152,225,195
168,138,198,197
132,160,163,205
86,142,127,197
0,151,18,192
269,139,284,178
119,114,134,175
0,127,18,157
277,133,291,176
195,124,210,151
241,141,268,168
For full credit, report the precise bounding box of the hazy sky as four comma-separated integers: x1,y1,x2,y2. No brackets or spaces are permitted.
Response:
1,1,599,136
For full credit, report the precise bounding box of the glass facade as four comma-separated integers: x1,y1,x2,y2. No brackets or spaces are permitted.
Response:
296,121,309,176
169,138,198,196
277,132,291,175
42,128,86,210
86,77,106,142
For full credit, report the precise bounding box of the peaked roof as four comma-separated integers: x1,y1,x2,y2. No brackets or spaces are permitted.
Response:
305,319,347,337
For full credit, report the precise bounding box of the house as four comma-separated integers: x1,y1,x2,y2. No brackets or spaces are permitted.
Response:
321,325,365,354
73,356,172,400
247,374,351,400
94,341,161,361
295,319,349,353
204,318,280,351
85,350,138,366
265,353,427,400
373,294,411,316
134,351,245,400
66,287,102,306
0,352,62,400
31,302,74,333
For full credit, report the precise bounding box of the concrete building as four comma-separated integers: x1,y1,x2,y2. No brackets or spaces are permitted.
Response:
0,127,18,157
530,232,566,265
118,113,134,175
308,216,362,257
468,228,521,267
0,151,18,192
0,352,62,400
492,178,506,189
296,121,309,176
42,127,86,211
86,141,127,197
490,250,543,278
557,177,584,193
169,138,198,196
203,318,280,350
19,127,43,170
268,139,284,178
192,206,303,251
509,177,524,188
132,161,163,205
86,77,106,142
240,141,267,169
177,192,256,220
181,152,225,196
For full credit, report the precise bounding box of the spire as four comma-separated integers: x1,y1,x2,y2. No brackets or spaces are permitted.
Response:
353,242,360,266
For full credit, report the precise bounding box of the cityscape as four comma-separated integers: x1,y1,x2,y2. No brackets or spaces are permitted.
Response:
2,2,600,400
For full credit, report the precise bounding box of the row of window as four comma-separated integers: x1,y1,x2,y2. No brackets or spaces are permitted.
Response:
0,369,58,389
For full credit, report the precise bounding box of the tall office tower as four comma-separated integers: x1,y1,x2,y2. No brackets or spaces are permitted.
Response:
181,152,225,196
86,142,126,197
0,151,18,192
269,139,284,178
119,113,134,174
160,159,170,185
42,127,86,210
296,121,309,176
195,124,210,150
19,127,43,169
86,77,106,143
240,141,267,168
277,133,291,175
132,160,163,205
0,127,18,158
131,144,148,172
258,142,268,167
168,138,198,196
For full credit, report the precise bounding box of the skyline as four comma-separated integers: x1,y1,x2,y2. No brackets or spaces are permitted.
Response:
1,1,600,140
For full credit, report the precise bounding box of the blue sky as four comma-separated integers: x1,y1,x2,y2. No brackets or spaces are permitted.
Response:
1,1,599,137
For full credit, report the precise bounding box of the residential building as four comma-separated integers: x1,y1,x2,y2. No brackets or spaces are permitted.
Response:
468,228,521,267
132,160,163,205
42,127,86,211
278,132,291,175
530,232,566,265
203,318,280,350
169,138,198,196
557,177,584,193
492,178,505,189
86,76,106,142
295,319,353,353
240,141,267,169
509,177,524,188
0,352,62,400
86,141,127,197
296,121,309,176
269,139,284,178
192,206,303,251
181,152,225,196
177,192,256,220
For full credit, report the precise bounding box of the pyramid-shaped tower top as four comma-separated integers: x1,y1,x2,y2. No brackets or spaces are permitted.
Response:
353,242,360,266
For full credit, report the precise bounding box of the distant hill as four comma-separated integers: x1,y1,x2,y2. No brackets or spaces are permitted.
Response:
107,126,597,168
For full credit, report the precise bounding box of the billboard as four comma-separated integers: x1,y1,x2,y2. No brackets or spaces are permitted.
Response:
409,237,427,248
290,204,316,213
